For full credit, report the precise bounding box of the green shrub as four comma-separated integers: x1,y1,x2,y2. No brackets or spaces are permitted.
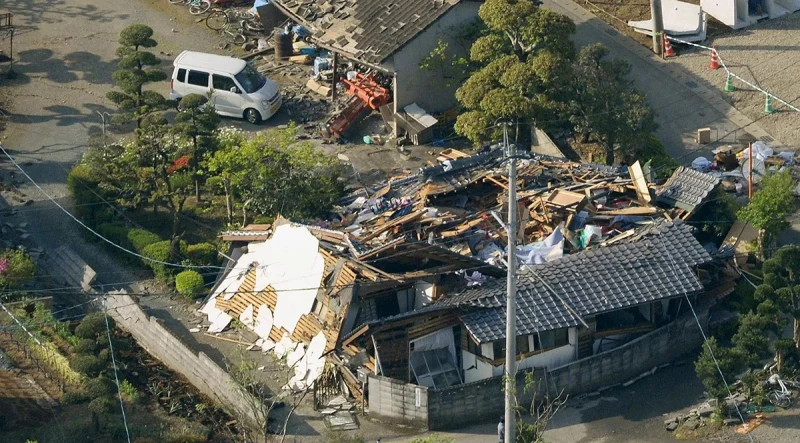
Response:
142,240,187,283
119,379,139,403
75,313,112,340
60,389,88,405
68,164,111,229
84,376,116,399
75,338,98,355
98,348,110,361
127,229,162,253
70,355,106,377
88,396,116,415
97,223,131,247
0,249,36,290
175,270,205,298
186,243,218,266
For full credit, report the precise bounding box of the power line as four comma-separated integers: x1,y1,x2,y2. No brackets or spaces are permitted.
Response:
103,299,132,443
654,221,754,442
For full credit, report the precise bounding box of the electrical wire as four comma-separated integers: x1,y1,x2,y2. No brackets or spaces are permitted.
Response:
103,300,132,443
654,222,755,442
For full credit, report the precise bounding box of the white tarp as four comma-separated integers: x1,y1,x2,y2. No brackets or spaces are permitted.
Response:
261,224,325,334
741,141,774,162
253,304,274,340
515,224,564,266
410,327,456,363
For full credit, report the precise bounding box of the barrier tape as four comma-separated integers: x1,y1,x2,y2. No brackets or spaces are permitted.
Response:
665,35,800,113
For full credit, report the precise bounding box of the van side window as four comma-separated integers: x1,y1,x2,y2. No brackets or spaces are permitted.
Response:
176,68,186,83
187,70,209,87
212,74,236,92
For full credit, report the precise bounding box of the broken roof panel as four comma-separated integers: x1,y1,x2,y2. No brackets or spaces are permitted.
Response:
275,0,462,65
656,166,720,212
447,221,712,342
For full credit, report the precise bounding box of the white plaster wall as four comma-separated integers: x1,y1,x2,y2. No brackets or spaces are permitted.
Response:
462,343,577,383
462,350,495,383
382,1,481,115
414,281,435,309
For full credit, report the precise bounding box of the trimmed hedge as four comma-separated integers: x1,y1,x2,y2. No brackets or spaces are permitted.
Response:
187,243,217,266
127,229,161,253
67,164,113,229
142,240,188,283
175,270,205,299
97,223,131,248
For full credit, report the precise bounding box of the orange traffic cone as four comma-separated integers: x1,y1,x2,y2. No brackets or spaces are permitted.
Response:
663,34,676,58
708,46,720,70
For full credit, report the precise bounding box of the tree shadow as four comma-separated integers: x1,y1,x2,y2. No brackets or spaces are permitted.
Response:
12,48,119,85
5,0,130,30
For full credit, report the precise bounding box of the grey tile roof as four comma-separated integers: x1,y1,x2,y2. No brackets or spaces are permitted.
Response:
275,0,462,65
656,166,720,212
446,221,712,342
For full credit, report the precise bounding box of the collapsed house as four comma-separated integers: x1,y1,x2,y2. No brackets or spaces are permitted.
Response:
200,146,736,406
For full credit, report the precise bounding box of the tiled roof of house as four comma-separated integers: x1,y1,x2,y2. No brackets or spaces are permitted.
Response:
656,166,720,212
274,0,462,65
446,221,712,342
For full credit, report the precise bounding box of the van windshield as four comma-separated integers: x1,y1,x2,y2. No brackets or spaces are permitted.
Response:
234,65,266,94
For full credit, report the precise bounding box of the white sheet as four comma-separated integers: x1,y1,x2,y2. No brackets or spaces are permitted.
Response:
253,304,274,340
239,304,255,328
264,224,326,334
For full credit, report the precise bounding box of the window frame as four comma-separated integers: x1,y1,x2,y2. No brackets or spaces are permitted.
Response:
176,68,187,83
212,74,237,92
187,70,210,87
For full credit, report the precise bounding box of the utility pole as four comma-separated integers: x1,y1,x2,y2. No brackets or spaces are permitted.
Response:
650,0,664,55
503,121,517,443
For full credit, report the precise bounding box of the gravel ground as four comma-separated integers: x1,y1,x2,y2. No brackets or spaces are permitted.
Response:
665,13,800,147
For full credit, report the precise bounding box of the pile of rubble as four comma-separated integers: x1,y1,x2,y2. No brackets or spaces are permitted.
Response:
664,394,747,432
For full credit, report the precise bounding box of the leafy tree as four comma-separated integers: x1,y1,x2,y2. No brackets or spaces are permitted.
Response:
106,24,169,130
88,396,117,432
454,0,576,145
732,312,773,369
206,126,345,225
737,169,796,259
694,337,741,405
173,93,221,200
759,246,800,348
570,44,656,165
75,338,99,355
691,187,739,243
0,249,36,290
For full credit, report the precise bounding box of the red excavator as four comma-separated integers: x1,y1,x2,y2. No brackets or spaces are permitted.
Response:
322,73,390,140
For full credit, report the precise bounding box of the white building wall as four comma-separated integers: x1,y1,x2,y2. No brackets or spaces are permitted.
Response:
381,1,481,115
461,336,577,383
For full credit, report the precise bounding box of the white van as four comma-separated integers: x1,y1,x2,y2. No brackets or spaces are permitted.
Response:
169,51,281,124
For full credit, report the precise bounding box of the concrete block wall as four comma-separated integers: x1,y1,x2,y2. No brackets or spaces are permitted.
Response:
368,375,428,428
104,293,261,430
424,309,709,430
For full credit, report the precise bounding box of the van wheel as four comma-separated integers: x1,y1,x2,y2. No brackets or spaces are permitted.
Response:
244,108,262,125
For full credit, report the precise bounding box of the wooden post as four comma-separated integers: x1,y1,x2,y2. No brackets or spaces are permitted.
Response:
331,52,339,105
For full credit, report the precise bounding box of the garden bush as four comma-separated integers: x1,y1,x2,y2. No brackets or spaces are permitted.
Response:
67,164,112,229
75,312,112,340
97,223,131,248
127,228,162,253
176,270,205,298
84,376,116,399
142,240,188,283
74,338,98,355
60,389,88,405
70,355,106,378
186,243,217,266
